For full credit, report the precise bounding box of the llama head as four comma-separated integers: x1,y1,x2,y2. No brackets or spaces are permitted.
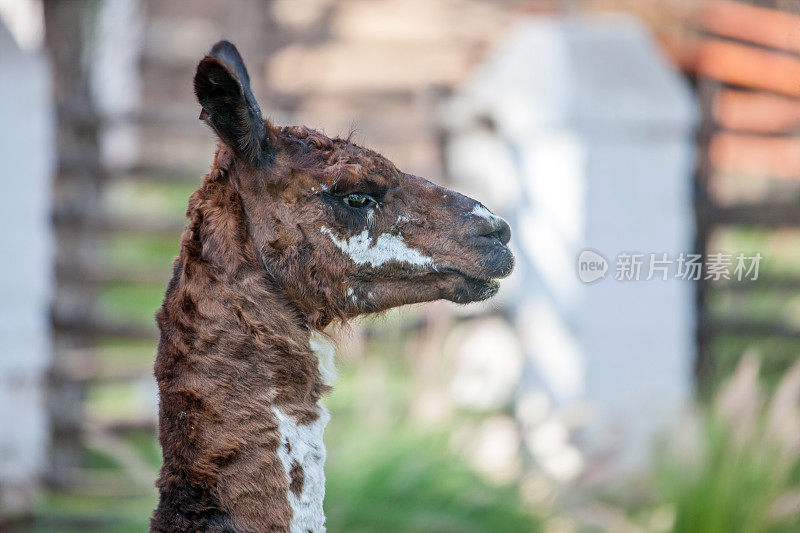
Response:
195,41,513,327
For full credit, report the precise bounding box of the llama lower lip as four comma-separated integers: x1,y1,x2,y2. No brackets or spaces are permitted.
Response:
487,244,515,278
448,276,500,303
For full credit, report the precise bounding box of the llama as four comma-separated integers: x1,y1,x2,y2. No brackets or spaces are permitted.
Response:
150,41,513,533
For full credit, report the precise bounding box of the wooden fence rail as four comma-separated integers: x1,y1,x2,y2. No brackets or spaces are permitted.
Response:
694,0,800,392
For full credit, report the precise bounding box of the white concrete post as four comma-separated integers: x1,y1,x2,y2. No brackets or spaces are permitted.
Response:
0,20,54,516
445,15,696,477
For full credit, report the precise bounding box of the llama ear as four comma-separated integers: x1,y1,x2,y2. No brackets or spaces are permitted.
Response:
194,41,273,168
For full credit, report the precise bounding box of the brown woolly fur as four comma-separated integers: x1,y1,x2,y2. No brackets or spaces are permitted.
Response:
151,41,513,533
151,149,325,532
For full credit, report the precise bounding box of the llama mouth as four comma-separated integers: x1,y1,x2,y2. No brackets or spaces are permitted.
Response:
439,245,515,283
436,244,513,303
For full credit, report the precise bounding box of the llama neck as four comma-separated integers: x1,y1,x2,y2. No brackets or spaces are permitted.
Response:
152,166,334,532
153,267,335,533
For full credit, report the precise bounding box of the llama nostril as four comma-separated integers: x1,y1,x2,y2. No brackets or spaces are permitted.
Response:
493,219,511,246
476,217,511,246
470,205,511,246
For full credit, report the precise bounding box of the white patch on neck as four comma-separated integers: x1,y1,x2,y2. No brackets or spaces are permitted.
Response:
274,404,330,533
309,331,338,386
471,204,499,223
270,336,336,532
320,227,432,268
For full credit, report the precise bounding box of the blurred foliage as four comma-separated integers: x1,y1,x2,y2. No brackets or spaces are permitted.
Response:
658,420,789,533
326,432,541,533
655,356,800,533
323,355,541,533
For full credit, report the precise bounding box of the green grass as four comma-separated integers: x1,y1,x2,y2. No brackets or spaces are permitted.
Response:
656,417,800,533
322,360,541,532
326,430,540,533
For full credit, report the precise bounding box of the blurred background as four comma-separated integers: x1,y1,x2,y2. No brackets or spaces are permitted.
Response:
2,0,800,531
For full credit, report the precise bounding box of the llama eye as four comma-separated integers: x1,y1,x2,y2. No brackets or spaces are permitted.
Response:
343,193,376,209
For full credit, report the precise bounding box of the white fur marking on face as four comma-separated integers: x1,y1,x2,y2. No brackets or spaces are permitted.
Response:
320,227,433,268
396,215,410,223
309,331,338,386
471,204,498,222
274,404,330,533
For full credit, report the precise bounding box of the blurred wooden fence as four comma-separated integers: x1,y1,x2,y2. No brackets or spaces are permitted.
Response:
44,0,305,497
45,0,108,490
692,0,800,391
